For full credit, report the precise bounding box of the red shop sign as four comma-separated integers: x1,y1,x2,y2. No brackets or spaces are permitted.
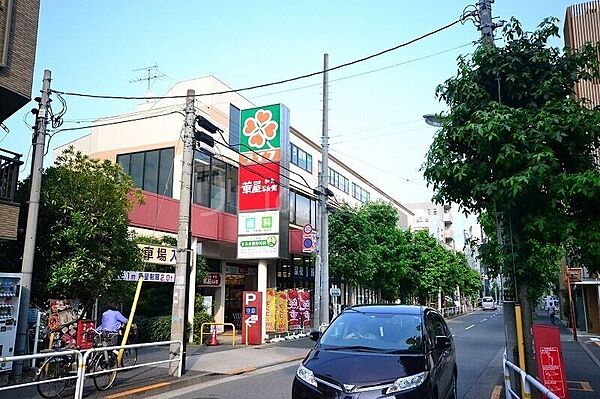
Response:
201,273,221,286
242,291,263,345
532,325,569,399
238,162,280,212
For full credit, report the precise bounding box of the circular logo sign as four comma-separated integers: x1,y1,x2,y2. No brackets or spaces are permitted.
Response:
303,238,313,248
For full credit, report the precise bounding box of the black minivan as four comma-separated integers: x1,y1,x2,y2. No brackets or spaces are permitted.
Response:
292,305,457,399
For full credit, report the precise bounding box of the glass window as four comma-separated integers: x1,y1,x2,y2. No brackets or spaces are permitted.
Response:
129,152,145,188
143,150,159,193
289,191,296,224
306,154,312,173
229,104,241,151
226,164,238,214
158,148,174,197
290,143,312,173
211,158,227,211
194,151,211,207
117,154,130,175
320,311,423,352
295,192,311,226
298,150,307,170
291,144,298,165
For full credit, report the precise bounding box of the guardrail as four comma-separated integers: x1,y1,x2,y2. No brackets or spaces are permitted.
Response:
76,340,182,398
503,351,559,399
199,323,236,346
441,306,463,317
0,341,182,399
0,350,84,396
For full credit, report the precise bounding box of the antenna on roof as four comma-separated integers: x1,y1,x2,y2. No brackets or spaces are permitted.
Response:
129,65,167,99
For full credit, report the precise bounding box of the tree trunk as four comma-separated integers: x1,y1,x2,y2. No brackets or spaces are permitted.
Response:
517,280,537,377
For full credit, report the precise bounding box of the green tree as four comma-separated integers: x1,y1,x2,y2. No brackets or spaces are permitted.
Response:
423,18,600,373
12,147,144,309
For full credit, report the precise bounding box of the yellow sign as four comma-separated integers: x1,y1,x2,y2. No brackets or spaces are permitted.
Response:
276,290,288,333
266,288,277,332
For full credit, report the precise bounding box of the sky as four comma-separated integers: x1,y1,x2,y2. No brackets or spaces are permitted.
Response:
1,0,580,249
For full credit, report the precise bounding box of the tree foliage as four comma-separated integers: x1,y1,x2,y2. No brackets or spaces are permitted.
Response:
329,201,480,304
422,17,600,373
11,147,144,308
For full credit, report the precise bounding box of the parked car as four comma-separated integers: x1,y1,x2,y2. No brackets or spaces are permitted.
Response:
481,296,497,311
292,305,457,399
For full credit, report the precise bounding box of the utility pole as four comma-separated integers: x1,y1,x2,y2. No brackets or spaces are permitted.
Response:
320,53,330,326
13,70,52,375
170,89,195,375
477,0,495,44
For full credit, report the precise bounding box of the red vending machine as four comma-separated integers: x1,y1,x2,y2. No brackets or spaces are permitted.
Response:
242,291,263,345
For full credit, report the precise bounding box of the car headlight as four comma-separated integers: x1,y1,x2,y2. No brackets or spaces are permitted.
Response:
385,371,428,394
296,365,318,388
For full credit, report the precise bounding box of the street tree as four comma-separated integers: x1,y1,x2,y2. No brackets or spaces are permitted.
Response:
423,18,600,373
12,147,144,308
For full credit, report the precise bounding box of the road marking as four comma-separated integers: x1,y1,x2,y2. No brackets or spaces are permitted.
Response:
480,318,487,322
105,382,171,399
491,385,502,399
465,324,475,330
568,380,594,392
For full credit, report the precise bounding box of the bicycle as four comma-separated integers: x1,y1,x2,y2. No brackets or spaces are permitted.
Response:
36,329,118,398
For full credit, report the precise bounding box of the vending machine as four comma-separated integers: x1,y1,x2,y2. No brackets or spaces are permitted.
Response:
0,272,22,372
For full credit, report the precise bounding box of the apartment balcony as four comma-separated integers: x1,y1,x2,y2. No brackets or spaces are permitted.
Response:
0,148,23,240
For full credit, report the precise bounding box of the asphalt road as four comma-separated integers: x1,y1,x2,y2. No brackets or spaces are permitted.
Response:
151,309,506,399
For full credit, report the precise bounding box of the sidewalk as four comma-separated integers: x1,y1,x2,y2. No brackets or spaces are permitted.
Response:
534,310,600,398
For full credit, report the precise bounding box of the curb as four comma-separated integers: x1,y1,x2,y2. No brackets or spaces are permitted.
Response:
100,354,307,398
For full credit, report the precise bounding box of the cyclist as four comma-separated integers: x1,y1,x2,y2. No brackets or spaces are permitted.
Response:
98,302,128,333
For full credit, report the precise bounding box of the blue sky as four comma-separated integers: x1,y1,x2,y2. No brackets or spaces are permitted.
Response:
1,0,580,247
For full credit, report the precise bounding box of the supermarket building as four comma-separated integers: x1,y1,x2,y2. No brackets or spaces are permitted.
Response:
55,76,414,339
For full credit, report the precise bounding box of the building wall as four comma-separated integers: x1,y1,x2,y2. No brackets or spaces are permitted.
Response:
406,202,454,247
54,75,414,228
0,0,40,122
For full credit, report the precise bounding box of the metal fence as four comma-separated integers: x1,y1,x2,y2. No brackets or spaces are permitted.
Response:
503,351,560,399
0,340,182,399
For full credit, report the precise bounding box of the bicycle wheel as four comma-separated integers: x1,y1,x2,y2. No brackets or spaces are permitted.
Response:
120,347,138,368
92,351,118,391
36,356,69,399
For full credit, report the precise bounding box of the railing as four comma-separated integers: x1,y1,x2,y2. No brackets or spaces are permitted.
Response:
0,148,22,202
0,350,84,395
503,351,560,399
441,306,464,318
199,323,236,346
0,340,182,399
76,340,182,398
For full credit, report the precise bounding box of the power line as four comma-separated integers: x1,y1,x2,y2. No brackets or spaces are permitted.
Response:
51,18,464,101
47,110,182,134
330,148,427,188
329,118,424,139
329,125,432,145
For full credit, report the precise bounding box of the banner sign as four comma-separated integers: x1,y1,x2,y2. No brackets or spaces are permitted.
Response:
120,271,175,283
238,211,280,235
237,234,279,259
299,290,311,329
287,289,301,331
237,104,290,260
532,325,569,399
276,291,289,333
137,244,177,265
266,288,277,332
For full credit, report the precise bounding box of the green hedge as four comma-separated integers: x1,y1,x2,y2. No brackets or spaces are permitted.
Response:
136,312,214,343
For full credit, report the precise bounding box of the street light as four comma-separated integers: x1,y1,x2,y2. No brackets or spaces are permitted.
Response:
422,114,445,128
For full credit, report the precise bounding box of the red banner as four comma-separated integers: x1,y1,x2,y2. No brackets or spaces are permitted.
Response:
298,290,311,329
238,163,280,211
287,289,301,331
532,325,569,399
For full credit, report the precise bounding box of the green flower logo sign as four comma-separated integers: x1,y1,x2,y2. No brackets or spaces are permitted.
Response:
242,109,279,150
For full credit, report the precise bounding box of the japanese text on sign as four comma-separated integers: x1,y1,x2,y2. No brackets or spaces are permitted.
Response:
137,244,177,265
119,271,175,283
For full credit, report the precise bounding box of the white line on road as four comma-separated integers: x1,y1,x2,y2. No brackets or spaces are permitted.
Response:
465,324,475,330
480,318,487,323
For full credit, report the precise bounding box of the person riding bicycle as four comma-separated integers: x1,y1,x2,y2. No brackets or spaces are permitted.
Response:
98,302,127,333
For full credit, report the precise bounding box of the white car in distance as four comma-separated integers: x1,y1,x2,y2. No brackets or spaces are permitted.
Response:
481,296,497,311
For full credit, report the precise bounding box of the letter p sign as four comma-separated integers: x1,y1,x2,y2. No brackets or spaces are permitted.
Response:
245,292,257,306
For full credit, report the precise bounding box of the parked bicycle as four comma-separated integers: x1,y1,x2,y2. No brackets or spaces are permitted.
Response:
35,329,119,398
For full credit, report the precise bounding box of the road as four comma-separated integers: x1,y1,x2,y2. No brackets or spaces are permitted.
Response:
148,309,505,399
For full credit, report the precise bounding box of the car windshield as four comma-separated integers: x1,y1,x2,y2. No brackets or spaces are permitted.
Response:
483,298,493,302
319,311,423,353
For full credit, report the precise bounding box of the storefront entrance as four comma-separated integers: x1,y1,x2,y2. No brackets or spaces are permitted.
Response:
224,264,257,329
